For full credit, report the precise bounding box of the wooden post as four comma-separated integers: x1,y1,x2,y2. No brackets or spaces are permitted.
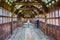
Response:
11,5,14,34
11,13,13,34
58,8,60,26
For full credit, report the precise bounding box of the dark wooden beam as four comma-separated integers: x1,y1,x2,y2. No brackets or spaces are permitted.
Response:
15,2,42,5
19,8,32,11
1,1,12,12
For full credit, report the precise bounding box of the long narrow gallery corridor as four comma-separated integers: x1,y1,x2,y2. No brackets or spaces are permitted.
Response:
8,23,51,40
0,0,60,40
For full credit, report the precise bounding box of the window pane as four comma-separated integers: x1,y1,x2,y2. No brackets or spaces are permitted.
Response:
13,18,17,21
3,17,6,23
0,17,2,24
2,9,6,16
5,10,8,16
51,12,53,18
50,12,51,18
55,19,59,25
55,10,58,17
47,13,49,18
9,12,12,17
7,18,11,22
52,12,55,17
59,9,60,17
50,19,52,24
47,19,50,24
42,19,45,22
0,8,2,15
5,18,7,23
7,11,10,16
52,19,56,25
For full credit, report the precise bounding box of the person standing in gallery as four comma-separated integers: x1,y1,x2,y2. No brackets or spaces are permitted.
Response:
35,16,40,28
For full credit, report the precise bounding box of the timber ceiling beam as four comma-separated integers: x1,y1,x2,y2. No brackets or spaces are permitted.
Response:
15,2,42,5
19,8,32,11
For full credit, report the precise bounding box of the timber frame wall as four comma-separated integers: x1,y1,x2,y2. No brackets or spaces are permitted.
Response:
39,1,60,40
0,7,17,40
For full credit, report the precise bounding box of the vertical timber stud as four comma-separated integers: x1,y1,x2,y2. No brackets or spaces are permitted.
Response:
11,12,13,35
11,5,14,35
51,0,53,37
47,0,49,36
11,13,12,34
58,0,60,26
52,1,57,40
58,9,60,26
45,15,47,24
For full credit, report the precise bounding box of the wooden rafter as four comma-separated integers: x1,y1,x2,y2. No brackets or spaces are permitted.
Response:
19,8,32,11
15,2,42,5
1,1,12,12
